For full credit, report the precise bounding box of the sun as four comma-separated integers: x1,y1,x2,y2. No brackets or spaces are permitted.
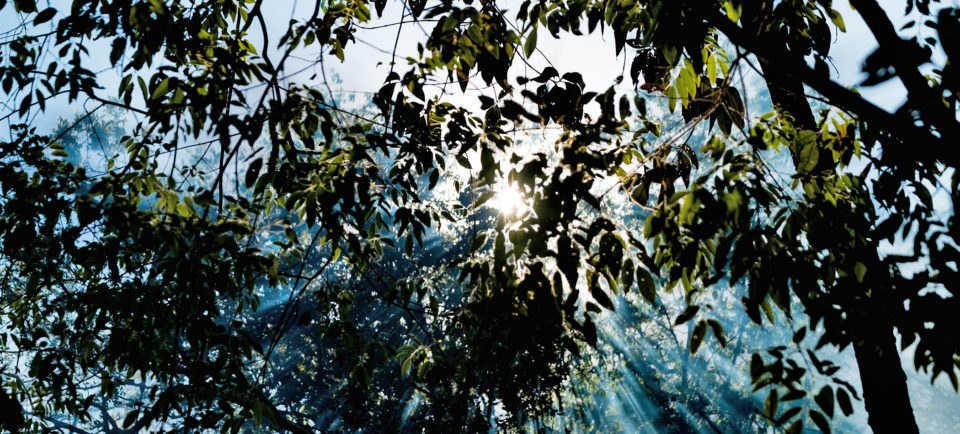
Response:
489,182,528,217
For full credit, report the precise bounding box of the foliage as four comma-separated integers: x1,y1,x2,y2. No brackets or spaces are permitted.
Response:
1,0,959,432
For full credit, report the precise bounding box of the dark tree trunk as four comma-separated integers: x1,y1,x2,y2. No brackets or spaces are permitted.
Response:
758,64,817,130
852,314,919,434
760,62,921,433
739,1,815,129
762,66,921,434
735,3,920,431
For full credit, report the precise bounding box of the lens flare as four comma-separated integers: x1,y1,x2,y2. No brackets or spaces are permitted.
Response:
490,182,528,217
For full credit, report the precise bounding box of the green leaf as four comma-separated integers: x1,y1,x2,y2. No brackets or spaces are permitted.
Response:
19,93,31,117
151,77,171,100
707,52,717,84
619,94,630,119
110,37,127,66
854,262,867,283
764,389,779,419
245,158,262,188
707,319,726,347
33,7,55,24
14,0,35,13
252,401,262,426
584,302,602,313
636,266,656,304
690,320,707,354
581,316,598,347
631,181,650,205
781,389,806,402
723,1,741,23
620,259,634,292
809,409,831,433
589,281,615,310
455,154,472,169
814,385,834,418
914,183,932,208
761,298,775,324
470,232,487,253
137,76,148,101
176,202,193,217
796,132,820,175
662,45,678,65
829,8,846,32
792,327,806,344
674,305,699,325
777,406,802,425
524,25,538,58
354,3,371,21
750,354,764,381
122,409,140,428
836,387,853,417
474,190,496,207
785,418,803,434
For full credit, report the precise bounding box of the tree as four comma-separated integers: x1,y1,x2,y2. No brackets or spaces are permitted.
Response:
1,0,958,432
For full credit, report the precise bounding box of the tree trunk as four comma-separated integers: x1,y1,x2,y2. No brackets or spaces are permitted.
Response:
852,314,919,434
737,3,921,429
758,64,817,130
760,63,922,431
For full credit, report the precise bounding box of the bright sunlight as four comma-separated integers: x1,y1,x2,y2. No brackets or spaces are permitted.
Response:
490,181,529,217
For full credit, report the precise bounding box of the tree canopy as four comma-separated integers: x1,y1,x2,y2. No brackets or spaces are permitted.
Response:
1,0,960,432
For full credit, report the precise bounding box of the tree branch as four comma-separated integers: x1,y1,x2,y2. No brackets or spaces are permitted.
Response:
37,416,92,434
710,12,958,167
848,0,959,142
